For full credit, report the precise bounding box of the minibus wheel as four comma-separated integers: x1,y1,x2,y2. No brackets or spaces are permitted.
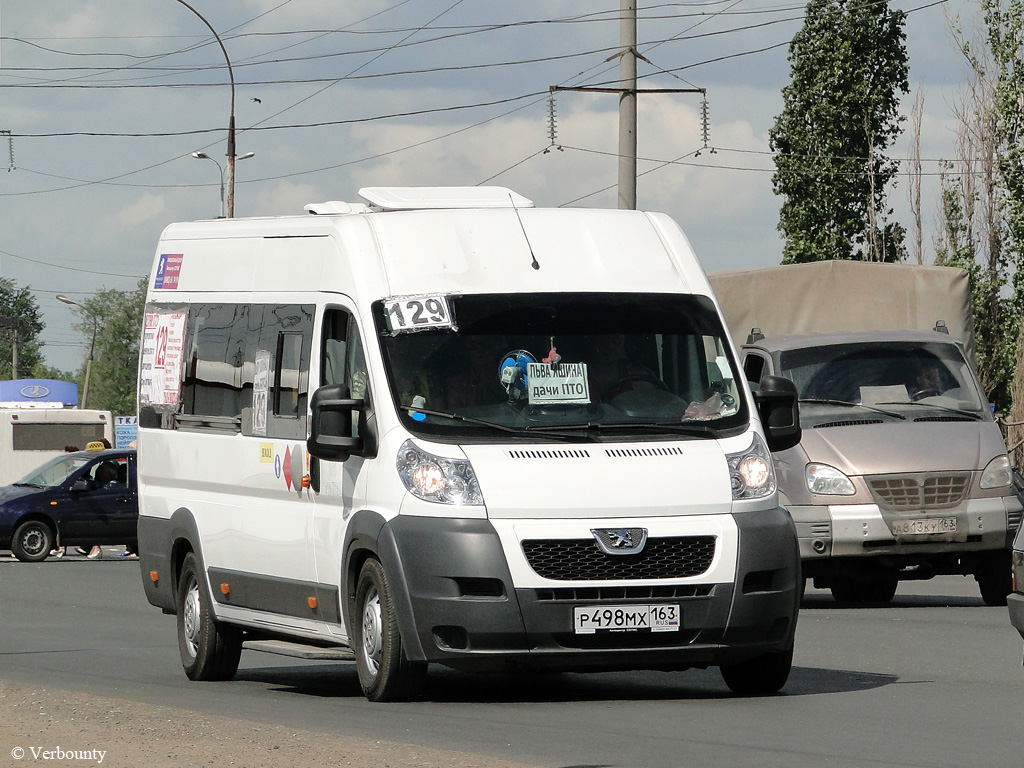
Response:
720,648,793,695
353,558,426,702
176,552,242,681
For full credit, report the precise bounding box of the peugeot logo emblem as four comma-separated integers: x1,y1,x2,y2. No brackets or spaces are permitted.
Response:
20,384,50,399
591,527,648,556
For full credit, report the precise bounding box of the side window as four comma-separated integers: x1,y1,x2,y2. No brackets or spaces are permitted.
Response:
180,304,249,426
320,308,367,436
254,304,314,440
743,354,767,384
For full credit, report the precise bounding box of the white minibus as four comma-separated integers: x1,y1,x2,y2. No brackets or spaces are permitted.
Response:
136,187,802,701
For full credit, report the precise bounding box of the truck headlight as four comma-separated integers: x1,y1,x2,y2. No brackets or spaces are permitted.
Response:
727,433,776,499
806,463,856,496
981,455,1013,489
396,439,484,505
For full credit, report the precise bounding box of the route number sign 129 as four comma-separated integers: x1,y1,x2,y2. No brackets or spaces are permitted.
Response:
383,294,454,333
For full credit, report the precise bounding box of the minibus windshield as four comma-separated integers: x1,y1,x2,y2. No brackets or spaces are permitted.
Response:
374,292,747,440
779,340,988,423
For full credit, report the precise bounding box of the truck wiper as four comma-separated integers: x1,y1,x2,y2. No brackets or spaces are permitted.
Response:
874,401,984,420
799,398,907,420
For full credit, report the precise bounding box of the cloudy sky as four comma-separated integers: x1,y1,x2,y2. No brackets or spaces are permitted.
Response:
0,0,980,373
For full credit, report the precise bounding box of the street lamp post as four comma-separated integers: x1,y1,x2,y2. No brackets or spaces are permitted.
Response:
174,0,244,217
57,296,97,409
191,151,254,218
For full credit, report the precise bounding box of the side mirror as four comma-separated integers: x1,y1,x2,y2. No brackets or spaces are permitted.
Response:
307,384,362,462
71,479,90,493
754,375,801,453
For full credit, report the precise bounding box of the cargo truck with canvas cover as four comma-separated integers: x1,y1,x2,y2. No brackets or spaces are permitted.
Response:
136,187,802,701
709,261,1022,605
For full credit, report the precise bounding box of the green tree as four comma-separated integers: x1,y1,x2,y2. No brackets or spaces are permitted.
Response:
937,0,1024,431
0,278,45,380
770,0,909,263
67,279,147,415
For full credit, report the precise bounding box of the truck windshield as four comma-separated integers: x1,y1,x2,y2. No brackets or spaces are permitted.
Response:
373,292,747,441
779,340,988,419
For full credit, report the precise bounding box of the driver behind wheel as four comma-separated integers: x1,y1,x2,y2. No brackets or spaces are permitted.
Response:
910,359,944,400
579,334,658,402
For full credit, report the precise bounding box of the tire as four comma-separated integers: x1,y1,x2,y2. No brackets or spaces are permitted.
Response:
176,552,242,681
976,550,1011,607
11,520,54,562
830,575,897,604
353,558,426,702
720,648,793,695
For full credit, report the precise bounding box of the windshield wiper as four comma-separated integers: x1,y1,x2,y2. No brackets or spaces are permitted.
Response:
408,407,577,441
523,421,720,438
12,482,44,488
874,401,984,420
799,398,907,420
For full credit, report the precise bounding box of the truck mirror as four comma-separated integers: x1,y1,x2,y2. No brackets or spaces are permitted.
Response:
754,375,801,452
307,384,362,462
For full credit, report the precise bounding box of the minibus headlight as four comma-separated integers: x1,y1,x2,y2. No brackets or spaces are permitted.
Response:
981,455,1013,489
727,433,776,499
396,440,484,506
805,463,855,495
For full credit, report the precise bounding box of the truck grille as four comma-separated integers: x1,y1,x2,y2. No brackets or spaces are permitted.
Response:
521,536,716,581
868,474,970,510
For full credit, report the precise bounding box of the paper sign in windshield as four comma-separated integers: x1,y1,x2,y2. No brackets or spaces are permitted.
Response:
383,294,454,333
527,362,590,405
139,312,186,406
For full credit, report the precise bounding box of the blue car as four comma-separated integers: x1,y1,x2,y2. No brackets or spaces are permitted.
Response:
0,449,138,562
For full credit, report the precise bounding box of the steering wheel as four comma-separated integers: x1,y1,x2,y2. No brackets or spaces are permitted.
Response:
912,388,942,401
601,374,670,402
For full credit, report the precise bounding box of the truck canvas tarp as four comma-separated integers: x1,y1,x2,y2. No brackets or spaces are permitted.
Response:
709,260,975,362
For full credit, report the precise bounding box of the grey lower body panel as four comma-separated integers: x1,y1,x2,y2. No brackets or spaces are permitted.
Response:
386,508,800,672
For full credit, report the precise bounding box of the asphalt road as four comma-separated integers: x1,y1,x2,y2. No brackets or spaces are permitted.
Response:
2,551,1023,768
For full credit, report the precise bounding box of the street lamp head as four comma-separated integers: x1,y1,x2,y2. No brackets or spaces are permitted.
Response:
191,151,211,160
56,295,80,307
237,152,255,161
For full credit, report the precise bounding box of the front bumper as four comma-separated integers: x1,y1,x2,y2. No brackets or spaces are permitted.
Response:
789,495,1019,562
386,507,800,672
1009,592,1024,641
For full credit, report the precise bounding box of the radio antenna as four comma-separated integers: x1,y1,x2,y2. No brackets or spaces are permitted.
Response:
509,194,540,270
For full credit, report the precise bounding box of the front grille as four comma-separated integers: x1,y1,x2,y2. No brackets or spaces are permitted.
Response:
522,536,716,581
868,474,970,510
534,584,713,601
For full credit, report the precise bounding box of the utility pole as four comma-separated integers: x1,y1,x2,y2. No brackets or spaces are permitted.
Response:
618,0,638,210
550,1,704,211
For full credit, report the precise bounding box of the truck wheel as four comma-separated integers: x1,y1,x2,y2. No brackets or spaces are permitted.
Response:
720,648,793,695
176,552,242,681
976,551,1011,607
353,558,426,702
11,520,53,562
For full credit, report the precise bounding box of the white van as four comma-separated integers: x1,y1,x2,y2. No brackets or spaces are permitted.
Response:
136,187,802,701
